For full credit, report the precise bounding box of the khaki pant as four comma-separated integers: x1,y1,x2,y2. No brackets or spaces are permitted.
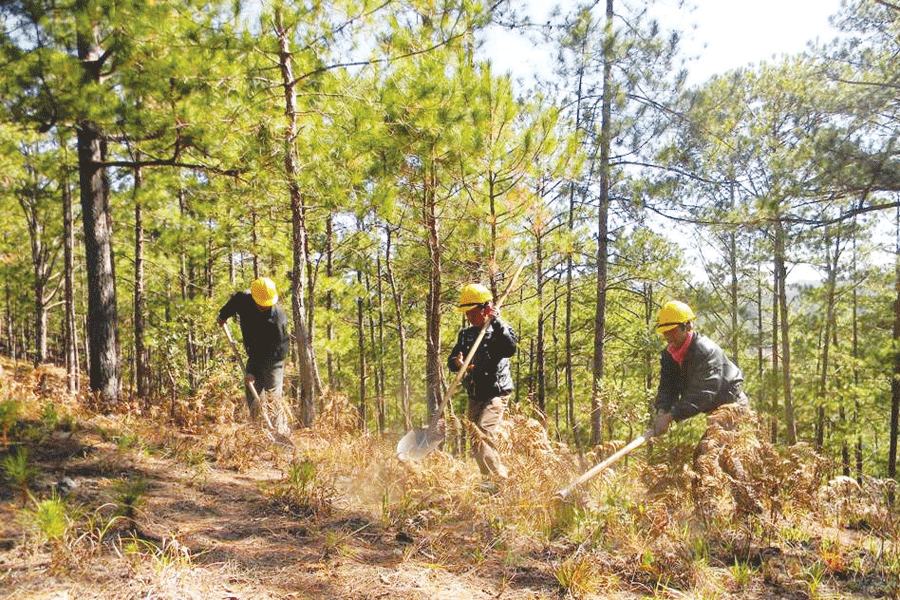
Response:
468,395,509,480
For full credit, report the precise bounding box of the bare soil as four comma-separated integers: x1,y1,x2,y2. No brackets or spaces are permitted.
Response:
1,419,588,600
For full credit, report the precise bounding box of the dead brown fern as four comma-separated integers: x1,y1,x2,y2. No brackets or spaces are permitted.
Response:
213,424,280,470
819,474,899,538
315,389,361,435
680,404,765,523
751,440,829,524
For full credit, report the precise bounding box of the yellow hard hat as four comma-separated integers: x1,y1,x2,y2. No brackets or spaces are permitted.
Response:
656,300,695,333
251,277,278,307
458,283,492,312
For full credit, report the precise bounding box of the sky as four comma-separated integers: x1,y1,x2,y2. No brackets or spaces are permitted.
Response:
483,0,846,86
678,0,845,83
481,0,850,284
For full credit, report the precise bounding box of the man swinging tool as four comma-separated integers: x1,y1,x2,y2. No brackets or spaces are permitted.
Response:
559,302,754,502
448,282,518,492
650,300,748,436
650,300,759,515
217,277,290,424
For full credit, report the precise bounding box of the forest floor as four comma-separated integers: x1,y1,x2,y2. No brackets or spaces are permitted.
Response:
0,360,898,600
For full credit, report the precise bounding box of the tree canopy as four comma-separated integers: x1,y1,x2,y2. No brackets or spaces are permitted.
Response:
0,0,898,480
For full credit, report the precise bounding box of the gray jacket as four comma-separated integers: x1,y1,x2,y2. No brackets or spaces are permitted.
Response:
655,332,743,421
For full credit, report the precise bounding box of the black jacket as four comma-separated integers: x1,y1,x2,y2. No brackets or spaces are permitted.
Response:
655,332,743,422
218,291,290,372
448,317,517,402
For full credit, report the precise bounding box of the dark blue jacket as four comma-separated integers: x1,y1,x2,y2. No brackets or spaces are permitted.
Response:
218,291,290,373
655,332,743,421
448,318,517,402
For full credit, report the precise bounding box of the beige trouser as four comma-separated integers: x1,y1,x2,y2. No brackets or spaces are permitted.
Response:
468,395,509,479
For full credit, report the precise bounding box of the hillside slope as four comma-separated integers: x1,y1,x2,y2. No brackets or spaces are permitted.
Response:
0,361,897,599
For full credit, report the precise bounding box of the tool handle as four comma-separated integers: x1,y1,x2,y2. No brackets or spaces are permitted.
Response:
428,258,527,428
556,428,652,499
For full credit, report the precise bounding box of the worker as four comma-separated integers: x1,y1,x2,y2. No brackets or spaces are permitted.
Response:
217,277,290,423
650,300,747,436
650,300,758,515
448,282,518,492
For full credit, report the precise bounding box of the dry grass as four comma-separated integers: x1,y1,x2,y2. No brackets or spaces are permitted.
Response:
0,358,898,600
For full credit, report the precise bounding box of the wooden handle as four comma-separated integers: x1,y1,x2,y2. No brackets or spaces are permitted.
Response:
556,428,652,499
428,258,527,428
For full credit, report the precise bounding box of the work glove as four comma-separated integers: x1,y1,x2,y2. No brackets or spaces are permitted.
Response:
453,352,475,372
650,410,673,438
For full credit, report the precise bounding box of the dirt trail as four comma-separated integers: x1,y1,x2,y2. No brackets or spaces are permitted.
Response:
1,425,567,600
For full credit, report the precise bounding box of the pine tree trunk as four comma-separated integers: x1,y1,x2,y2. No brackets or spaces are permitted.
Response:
77,117,119,405
817,229,839,453
775,221,797,445
276,10,318,426
565,190,579,447
21,190,48,364
75,4,119,405
727,183,739,360
385,227,411,429
566,26,586,453
591,0,614,447
133,165,149,398
326,215,335,391
644,283,654,420
756,272,765,436
424,154,443,418
62,169,78,393
889,206,900,504
535,232,546,416
357,268,367,430
852,224,863,482
375,256,386,434
771,261,780,444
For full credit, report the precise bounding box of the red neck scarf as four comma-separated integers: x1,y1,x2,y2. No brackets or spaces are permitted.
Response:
667,330,694,365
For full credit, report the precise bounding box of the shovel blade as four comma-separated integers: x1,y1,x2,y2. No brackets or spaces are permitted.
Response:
396,426,444,461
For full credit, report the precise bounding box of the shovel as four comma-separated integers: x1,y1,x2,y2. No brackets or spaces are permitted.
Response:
555,428,652,499
396,258,526,462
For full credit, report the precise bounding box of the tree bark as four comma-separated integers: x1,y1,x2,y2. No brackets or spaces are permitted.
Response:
20,181,49,364
78,120,119,405
424,151,443,418
852,219,863,482
817,228,840,453
385,226,411,429
357,268,367,430
774,221,797,445
276,10,318,426
757,271,765,435
535,231,546,416
326,214,335,391
771,260,780,444
75,5,119,405
889,205,900,504
62,169,78,393
591,0,614,446
374,256,386,434
133,165,150,398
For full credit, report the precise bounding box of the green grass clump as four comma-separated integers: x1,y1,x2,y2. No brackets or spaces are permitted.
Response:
3,446,37,505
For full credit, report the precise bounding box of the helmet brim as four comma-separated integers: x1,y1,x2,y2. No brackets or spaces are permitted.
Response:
655,322,680,334
253,293,278,307
458,302,485,313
